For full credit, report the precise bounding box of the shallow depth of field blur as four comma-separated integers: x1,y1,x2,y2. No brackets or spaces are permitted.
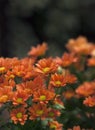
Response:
0,1,95,130
0,0,95,57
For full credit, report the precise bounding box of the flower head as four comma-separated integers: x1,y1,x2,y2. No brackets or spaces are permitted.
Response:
10,107,28,125
33,89,55,103
50,73,66,87
66,36,94,55
28,103,48,120
35,58,58,75
76,82,95,97
48,120,63,130
28,42,48,57
12,89,29,106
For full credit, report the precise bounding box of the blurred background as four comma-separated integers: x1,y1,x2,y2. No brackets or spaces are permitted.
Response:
0,0,95,58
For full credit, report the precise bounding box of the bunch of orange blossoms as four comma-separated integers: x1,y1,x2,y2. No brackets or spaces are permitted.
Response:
0,37,95,130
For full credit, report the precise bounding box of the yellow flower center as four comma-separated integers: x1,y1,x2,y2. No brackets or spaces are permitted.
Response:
39,95,46,101
55,81,61,85
0,67,5,73
16,112,22,118
17,98,23,103
43,67,50,73
9,74,15,79
36,110,43,116
50,124,56,129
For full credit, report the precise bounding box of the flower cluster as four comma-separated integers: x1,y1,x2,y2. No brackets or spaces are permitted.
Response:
0,37,95,130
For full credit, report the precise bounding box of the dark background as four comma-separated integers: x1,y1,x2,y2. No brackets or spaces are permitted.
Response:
0,0,95,58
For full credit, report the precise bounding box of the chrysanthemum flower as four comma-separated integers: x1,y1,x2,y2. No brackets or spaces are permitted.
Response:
28,103,48,120
48,108,61,119
48,120,63,130
61,53,78,67
64,73,77,84
68,126,81,130
68,126,93,130
12,89,30,106
35,58,58,75
0,86,13,103
10,107,27,125
83,96,95,107
63,89,75,99
33,88,56,103
76,82,95,97
28,42,48,57
0,57,19,72
87,57,95,66
66,36,94,55
50,73,66,87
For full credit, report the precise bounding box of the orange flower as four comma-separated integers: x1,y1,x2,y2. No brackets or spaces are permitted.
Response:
48,108,61,119
10,107,28,125
28,42,48,57
17,76,46,97
19,58,37,80
0,75,15,88
61,53,77,67
67,126,93,130
33,89,55,103
64,73,77,84
5,70,15,80
68,126,93,130
50,73,66,87
63,89,75,99
0,86,13,103
28,103,48,120
12,60,37,80
83,96,95,107
12,64,25,77
35,58,58,75
87,57,95,66
54,57,63,66
0,57,19,73
31,75,46,90
16,76,46,95
76,82,95,97
66,36,94,55
68,126,81,130
53,96,64,109
16,81,36,96
48,120,63,130
12,89,30,106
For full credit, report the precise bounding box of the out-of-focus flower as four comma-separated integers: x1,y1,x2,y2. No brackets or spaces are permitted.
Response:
28,42,48,57
61,52,78,67
76,82,95,97
66,36,94,55
87,57,95,66
48,108,61,119
48,120,63,130
68,126,81,130
63,89,75,99
64,73,77,84
83,96,95,107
